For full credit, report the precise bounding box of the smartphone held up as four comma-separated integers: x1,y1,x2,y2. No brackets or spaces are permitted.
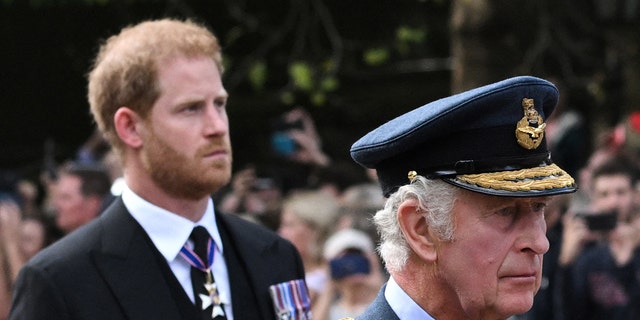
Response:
576,211,618,232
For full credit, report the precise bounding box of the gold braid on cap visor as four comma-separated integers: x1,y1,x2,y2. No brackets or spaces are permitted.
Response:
454,163,575,192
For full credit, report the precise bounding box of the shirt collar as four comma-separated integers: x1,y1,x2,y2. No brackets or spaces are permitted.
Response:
121,184,224,262
385,276,435,320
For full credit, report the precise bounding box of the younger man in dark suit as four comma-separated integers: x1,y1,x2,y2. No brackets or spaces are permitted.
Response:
10,19,310,320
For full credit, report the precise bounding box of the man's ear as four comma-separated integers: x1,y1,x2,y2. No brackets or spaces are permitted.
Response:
114,107,144,148
397,198,438,262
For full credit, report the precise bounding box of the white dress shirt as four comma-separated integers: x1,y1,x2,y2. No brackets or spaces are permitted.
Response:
385,276,435,320
122,184,234,319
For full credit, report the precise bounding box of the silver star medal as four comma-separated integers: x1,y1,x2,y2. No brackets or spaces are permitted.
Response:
199,269,225,318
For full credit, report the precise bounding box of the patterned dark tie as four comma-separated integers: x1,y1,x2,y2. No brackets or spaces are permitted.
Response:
185,226,227,320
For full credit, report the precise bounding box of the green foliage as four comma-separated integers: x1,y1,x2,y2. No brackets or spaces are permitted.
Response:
310,91,325,106
289,61,314,92
396,25,426,44
363,48,390,66
224,26,245,46
320,76,338,92
283,60,339,106
221,54,232,74
248,61,267,92
0,0,441,114
396,25,426,56
280,91,295,106
363,25,427,65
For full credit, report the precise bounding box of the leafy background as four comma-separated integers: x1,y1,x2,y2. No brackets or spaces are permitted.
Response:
1,0,638,184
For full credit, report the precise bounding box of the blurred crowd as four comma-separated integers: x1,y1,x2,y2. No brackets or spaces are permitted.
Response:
1,103,640,320
513,108,640,320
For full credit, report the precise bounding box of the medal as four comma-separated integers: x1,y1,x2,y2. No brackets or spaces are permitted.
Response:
269,279,312,320
199,269,226,318
180,232,227,319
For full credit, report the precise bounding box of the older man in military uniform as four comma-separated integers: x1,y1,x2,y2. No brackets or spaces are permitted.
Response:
350,76,576,320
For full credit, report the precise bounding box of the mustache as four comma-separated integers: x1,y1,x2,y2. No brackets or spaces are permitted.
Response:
197,140,231,157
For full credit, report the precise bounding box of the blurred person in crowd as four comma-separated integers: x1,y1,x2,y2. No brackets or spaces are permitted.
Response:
18,216,47,261
278,190,340,307
218,166,284,231
0,199,24,318
545,76,591,180
607,111,640,159
0,276,9,319
0,199,25,278
572,146,616,209
572,111,640,210
313,160,367,199
0,196,48,319
268,107,332,194
15,180,40,219
335,183,387,281
336,183,386,246
10,19,309,320
559,152,640,320
51,162,113,234
558,152,640,270
270,107,330,168
0,272,11,317
349,76,577,319
313,228,384,320
622,111,640,157
616,112,640,208
38,164,59,218
589,153,639,223
100,149,126,197
75,128,111,165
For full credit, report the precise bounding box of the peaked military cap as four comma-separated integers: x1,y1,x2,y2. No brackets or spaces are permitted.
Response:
350,76,577,197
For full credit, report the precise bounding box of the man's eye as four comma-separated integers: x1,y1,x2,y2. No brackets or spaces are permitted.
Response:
532,202,547,212
185,104,201,111
498,207,516,216
214,98,227,108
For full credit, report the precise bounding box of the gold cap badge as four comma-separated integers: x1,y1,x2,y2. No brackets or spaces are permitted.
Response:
515,98,546,149
408,170,418,182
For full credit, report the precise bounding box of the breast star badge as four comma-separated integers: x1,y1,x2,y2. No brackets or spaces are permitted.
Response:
199,271,226,318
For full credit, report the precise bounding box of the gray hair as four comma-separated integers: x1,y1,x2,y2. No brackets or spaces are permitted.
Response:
374,176,459,273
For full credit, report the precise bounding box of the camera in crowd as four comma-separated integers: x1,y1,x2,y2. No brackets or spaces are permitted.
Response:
329,248,371,280
270,117,304,157
251,177,277,192
324,228,375,280
576,210,618,232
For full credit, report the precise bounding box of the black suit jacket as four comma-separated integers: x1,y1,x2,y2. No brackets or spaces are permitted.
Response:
9,198,306,320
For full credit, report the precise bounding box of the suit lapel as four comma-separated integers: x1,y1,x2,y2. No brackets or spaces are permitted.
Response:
217,218,259,319
92,199,183,320
217,213,283,319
